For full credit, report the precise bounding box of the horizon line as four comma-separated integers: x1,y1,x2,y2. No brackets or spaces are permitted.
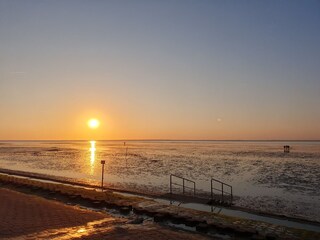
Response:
0,139,320,142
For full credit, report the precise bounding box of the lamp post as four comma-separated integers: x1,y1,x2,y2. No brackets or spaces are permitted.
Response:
101,160,106,191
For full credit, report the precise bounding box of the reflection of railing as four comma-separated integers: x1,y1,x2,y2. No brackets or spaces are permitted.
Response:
211,178,233,204
170,174,196,196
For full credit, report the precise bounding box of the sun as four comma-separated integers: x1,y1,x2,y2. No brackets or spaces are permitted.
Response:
88,119,100,129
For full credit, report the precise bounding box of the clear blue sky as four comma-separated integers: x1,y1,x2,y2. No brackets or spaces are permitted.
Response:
0,0,319,140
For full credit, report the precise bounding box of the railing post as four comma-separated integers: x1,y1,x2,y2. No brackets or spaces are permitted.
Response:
231,186,233,203
211,179,213,200
183,178,185,194
221,183,224,202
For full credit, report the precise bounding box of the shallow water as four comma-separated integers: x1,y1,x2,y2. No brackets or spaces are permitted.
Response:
0,140,319,222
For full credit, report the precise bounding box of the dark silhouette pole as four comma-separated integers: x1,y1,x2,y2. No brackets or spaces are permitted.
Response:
101,160,105,191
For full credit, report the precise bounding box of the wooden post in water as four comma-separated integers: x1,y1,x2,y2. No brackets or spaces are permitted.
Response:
284,145,290,153
125,147,128,167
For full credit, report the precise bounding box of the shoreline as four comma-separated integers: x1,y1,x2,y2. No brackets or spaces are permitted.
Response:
0,167,319,228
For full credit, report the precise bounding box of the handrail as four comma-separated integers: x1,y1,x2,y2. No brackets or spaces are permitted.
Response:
169,174,233,204
171,183,195,190
211,178,233,204
211,177,232,188
170,174,196,196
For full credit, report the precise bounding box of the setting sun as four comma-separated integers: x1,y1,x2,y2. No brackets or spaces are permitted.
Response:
88,119,100,129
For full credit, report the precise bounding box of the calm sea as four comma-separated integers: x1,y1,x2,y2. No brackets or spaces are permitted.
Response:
0,140,319,221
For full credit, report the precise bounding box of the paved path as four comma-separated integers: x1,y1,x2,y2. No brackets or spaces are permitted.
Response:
0,188,211,240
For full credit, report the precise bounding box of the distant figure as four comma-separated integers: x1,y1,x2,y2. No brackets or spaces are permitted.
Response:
124,142,126,146
284,145,290,153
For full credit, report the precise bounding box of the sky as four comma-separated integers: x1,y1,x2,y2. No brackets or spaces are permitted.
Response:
0,0,320,140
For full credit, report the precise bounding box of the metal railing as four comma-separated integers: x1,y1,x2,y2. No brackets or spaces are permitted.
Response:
211,178,233,204
170,174,196,196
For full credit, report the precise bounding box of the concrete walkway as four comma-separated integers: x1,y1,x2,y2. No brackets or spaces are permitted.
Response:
0,188,211,240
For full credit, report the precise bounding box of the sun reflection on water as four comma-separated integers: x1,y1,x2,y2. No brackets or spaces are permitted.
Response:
89,141,96,175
